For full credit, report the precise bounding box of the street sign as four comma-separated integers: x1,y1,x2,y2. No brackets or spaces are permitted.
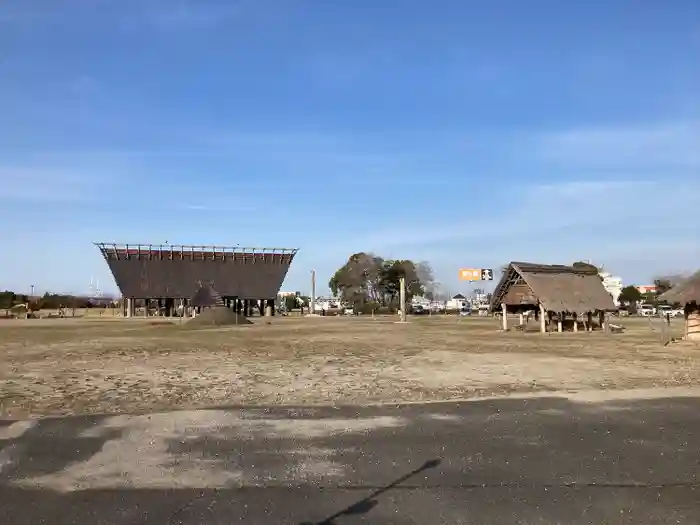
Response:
459,268,494,281
459,268,482,281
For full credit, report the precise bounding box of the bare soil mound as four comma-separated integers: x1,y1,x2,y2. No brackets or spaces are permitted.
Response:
185,307,252,328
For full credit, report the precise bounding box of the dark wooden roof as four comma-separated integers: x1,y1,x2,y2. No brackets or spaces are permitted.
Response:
96,243,297,300
491,262,616,313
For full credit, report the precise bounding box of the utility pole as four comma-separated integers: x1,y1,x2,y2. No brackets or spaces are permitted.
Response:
310,269,316,315
399,276,407,323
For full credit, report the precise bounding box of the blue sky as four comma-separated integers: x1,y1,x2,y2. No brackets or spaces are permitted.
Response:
1,0,698,296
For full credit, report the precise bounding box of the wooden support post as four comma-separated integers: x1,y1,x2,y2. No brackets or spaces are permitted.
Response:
310,269,316,315
501,303,508,331
519,312,524,325
399,276,407,322
557,313,563,333
573,313,578,332
539,303,546,333
687,312,700,341
587,312,593,332
598,311,605,332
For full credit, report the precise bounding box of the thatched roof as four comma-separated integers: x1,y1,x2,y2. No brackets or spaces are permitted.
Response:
491,262,616,313
659,270,700,304
191,283,225,308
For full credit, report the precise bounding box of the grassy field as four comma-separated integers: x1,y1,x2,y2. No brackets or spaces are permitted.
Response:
0,314,697,419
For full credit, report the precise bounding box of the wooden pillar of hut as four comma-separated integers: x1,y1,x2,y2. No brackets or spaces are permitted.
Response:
180,299,187,318
557,314,563,333
519,312,524,325
687,312,700,341
598,311,605,332
587,312,593,332
539,303,546,333
144,299,149,317
501,303,508,331
573,313,578,332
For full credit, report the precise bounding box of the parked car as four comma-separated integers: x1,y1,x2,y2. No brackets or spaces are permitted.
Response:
657,305,684,318
638,304,656,316
411,305,429,315
656,305,673,318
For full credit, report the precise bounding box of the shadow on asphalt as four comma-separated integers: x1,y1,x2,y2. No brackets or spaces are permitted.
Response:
2,396,700,523
298,458,441,525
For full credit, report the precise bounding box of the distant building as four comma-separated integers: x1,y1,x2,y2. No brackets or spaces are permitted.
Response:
636,285,659,295
600,272,623,305
446,294,468,310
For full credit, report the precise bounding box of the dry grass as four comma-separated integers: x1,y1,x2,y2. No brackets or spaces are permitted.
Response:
0,315,698,418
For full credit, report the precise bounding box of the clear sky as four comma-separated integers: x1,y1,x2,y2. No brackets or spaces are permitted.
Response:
1,0,698,297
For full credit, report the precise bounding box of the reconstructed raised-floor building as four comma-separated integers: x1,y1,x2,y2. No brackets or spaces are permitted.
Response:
490,262,617,332
95,243,298,317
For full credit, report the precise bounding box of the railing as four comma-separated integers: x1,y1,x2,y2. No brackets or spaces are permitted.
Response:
94,243,299,262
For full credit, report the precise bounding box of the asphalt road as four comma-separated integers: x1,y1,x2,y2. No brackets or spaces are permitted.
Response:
1,394,699,524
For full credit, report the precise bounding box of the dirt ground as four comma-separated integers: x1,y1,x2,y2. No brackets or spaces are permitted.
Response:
0,315,697,419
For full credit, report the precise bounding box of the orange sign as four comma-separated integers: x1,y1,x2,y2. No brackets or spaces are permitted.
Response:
459,268,481,281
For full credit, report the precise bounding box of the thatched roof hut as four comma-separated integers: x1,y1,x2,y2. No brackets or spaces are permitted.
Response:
659,270,700,305
659,270,700,341
490,262,616,332
190,282,225,308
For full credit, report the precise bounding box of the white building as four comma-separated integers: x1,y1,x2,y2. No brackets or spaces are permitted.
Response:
600,271,623,306
445,294,468,310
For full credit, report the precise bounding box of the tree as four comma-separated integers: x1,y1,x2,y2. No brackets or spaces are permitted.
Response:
652,274,686,297
329,252,385,309
415,261,435,299
653,279,673,296
618,285,642,306
0,291,14,310
378,259,424,305
283,295,298,312
329,253,428,310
